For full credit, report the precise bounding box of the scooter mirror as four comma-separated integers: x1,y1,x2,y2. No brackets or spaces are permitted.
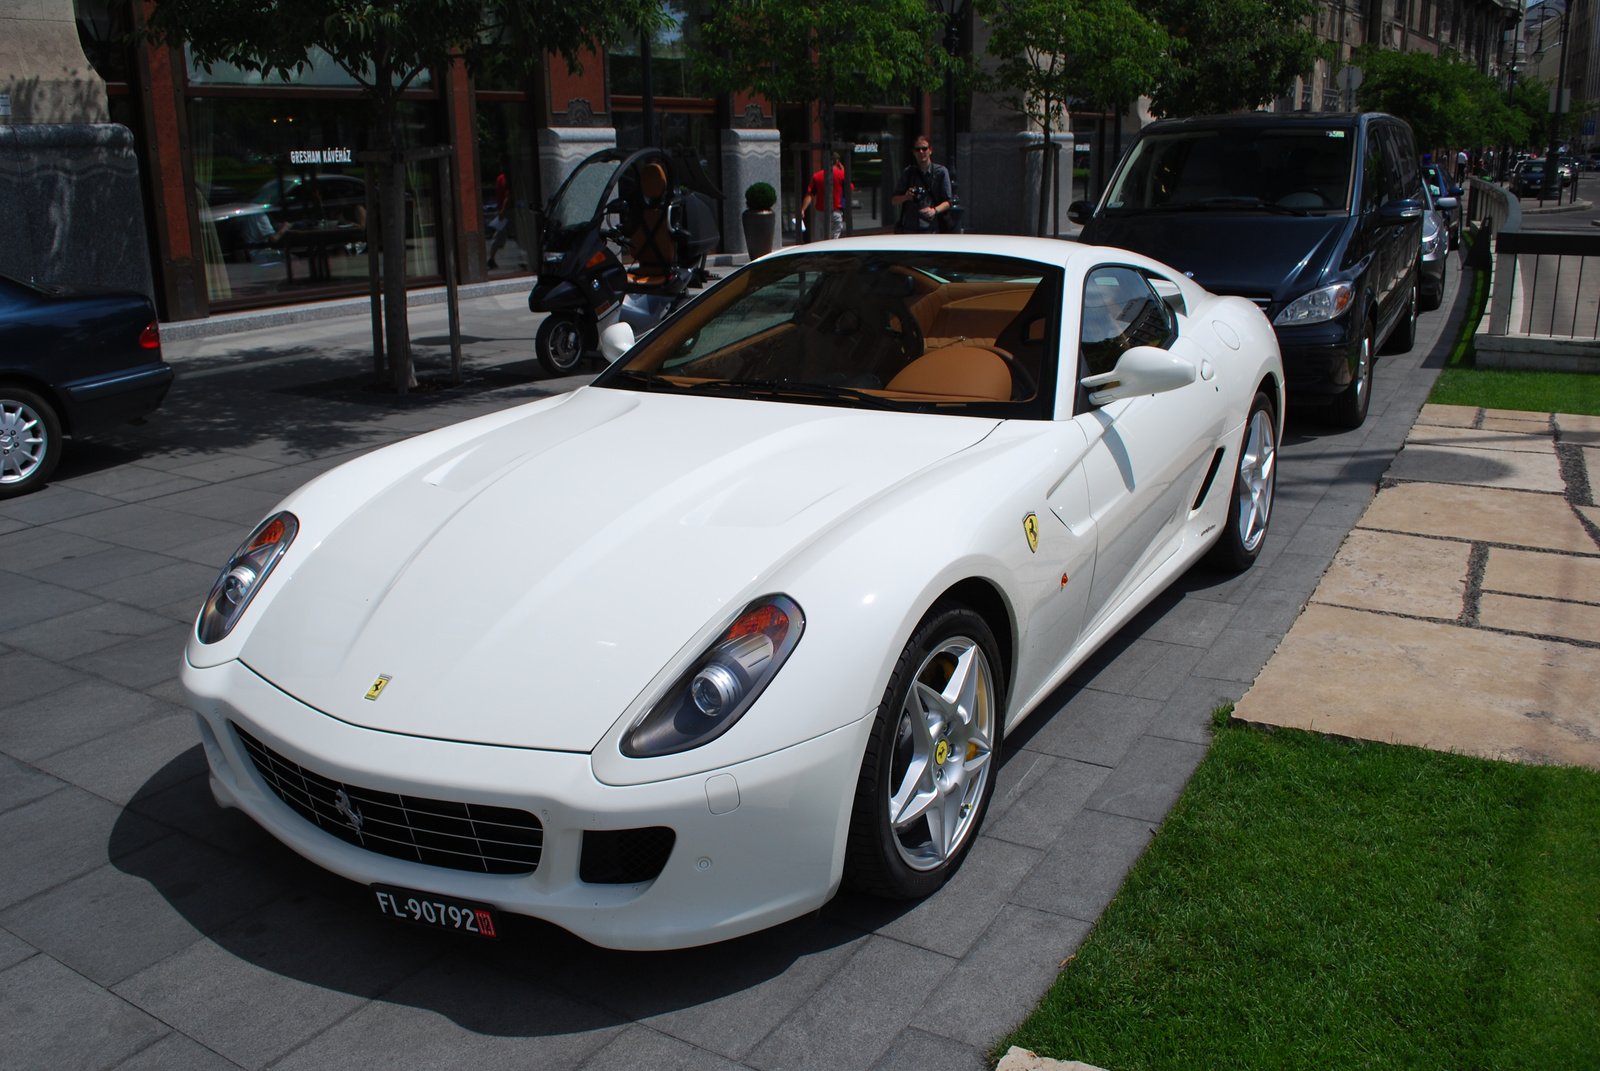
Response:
600,322,636,363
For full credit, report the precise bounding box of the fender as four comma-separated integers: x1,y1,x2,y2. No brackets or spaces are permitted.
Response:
528,278,589,313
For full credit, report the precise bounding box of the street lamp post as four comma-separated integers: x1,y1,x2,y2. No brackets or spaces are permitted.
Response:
1541,0,1571,202
932,0,966,230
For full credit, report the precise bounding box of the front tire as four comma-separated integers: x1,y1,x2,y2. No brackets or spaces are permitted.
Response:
0,388,62,499
535,312,589,376
1328,320,1374,429
1207,391,1277,571
843,605,1003,900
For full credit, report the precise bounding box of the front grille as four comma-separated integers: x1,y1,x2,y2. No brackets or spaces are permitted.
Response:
580,827,676,884
234,725,542,875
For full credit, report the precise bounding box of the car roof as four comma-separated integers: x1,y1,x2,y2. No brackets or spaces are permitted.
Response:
1140,112,1376,134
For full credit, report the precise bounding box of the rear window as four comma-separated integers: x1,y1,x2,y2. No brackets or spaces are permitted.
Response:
1105,126,1355,215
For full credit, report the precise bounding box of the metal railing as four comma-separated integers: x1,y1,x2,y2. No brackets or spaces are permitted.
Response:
1479,177,1600,340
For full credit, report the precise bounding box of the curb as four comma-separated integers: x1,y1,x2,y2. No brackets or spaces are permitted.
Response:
1519,198,1591,215
158,278,535,343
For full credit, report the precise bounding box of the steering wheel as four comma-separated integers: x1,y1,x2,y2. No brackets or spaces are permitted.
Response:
883,299,923,356
994,352,1038,401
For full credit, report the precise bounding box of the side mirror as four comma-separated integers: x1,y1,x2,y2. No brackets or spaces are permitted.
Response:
599,322,635,363
1378,198,1422,223
1081,346,1196,405
1435,196,1459,210
1067,200,1094,225
1449,186,1464,197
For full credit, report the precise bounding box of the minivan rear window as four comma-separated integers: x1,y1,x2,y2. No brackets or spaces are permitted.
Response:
1104,127,1355,215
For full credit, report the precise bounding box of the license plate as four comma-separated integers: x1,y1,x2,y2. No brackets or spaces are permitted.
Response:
372,884,500,939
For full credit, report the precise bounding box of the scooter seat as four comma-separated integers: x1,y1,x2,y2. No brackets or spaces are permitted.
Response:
628,272,671,285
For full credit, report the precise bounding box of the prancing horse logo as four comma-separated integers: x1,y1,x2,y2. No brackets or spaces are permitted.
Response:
1022,513,1039,553
333,788,364,832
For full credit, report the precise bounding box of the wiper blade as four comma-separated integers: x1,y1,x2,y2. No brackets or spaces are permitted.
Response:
687,378,898,410
607,369,681,391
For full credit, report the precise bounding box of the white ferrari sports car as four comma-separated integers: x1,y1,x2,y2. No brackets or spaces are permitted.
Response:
182,236,1282,950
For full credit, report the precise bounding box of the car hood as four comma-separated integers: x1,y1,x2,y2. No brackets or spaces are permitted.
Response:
240,387,1000,752
1082,213,1347,302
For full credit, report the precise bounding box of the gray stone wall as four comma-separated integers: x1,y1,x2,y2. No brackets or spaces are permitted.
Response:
0,0,109,124
0,123,154,299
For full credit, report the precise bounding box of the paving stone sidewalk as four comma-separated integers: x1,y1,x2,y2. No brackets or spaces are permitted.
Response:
1236,404,1600,768
0,271,1463,1071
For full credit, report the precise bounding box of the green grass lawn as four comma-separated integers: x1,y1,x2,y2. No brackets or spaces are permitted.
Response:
1424,241,1600,416
999,716,1600,1070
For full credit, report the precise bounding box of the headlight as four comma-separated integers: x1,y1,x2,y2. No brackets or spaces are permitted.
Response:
197,512,298,644
1273,283,1354,327
622,595,804,758
1422,225,1442,256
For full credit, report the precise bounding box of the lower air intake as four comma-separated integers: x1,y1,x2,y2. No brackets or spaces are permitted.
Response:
580,827,676,884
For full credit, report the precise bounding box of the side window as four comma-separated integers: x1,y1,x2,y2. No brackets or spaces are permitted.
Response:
1361,128,1385,214
1079,267,1174,377
1379,127,1406,204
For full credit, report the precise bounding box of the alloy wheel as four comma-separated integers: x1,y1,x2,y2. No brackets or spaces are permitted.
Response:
886,637,995,871
0,400,47,485
1235,406,1276,552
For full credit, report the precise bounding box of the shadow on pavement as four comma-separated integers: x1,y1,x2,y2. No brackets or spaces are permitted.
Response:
109,749,907,1037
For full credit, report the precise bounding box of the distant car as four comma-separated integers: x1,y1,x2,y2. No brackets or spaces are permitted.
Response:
0,273,173,497
1514,161,1552,197
1420,164,1462,249
1419,185,1449,312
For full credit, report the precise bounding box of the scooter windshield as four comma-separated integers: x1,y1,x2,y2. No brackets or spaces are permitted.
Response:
549,157,624,233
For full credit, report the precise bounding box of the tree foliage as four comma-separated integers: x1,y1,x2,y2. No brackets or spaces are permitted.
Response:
701,0,951,225
977,0,1166,232
1353,46,1527,152
144,0,657,389
1138,0,1329,116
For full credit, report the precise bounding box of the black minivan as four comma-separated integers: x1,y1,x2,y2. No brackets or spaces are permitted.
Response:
1072,113,1425,427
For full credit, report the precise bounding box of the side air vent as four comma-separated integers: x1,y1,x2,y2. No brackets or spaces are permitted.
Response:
579,827,677,884
1192,448,1227,512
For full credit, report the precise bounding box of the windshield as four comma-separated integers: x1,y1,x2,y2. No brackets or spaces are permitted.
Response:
1104,127,1355,214
549,157,623,231
595,252,1062,418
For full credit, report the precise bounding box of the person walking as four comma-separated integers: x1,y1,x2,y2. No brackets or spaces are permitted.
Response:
486,165,511,269
1456,148,1469,185
892,137,953,234
800,152,851,240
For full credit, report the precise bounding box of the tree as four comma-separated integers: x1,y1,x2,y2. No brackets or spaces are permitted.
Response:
978,0,1168,233
1353,46,1519,154
1139,0,1329,116
701,0,950,237
144,0,657,391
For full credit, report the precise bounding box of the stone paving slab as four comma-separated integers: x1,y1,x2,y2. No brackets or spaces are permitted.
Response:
1405,423,1559,452
0,272,1468,1068
1385,442,1567,492
1311,529,1471,618
1359,482,1598,553
1416,403,1477,427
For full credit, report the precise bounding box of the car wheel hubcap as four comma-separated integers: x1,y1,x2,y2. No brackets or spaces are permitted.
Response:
1356,335,1371,404
887,637,994,871
549,320,583,369
1236,408,1276,552
0,401,46,484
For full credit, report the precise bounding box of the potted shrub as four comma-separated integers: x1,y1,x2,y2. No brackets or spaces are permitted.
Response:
742,182,777,258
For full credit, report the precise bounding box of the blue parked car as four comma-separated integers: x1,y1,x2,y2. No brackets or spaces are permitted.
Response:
0,272,173,497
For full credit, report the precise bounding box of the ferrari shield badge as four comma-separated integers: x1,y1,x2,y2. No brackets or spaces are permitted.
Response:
1023,513,1039,553
365,675,391,701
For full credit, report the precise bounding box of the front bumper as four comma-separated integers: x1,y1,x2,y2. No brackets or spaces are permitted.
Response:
183,657,870,950
1421,248,1447,302
1273,318,1360,400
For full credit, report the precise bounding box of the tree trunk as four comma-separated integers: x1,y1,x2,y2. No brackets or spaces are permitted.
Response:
374,93,414,393
821,92,836,240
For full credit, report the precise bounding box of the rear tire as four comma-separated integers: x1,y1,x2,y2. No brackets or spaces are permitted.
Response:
1383,277,1417,354
1206,391,1277,571
536,312,589,376
1328,320,1374,429
0,387,62,499
1420,263,1444,312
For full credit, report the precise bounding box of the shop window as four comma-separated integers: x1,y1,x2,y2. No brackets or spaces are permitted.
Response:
188,96,443,308
475,101,540,275
185,45,431,88
609,2,710,98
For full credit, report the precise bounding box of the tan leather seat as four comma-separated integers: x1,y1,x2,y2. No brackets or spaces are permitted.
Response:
885,346,1012,400
629,163,675,283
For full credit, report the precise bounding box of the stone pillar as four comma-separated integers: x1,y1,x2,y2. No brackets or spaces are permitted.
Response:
720,127,781,255
443,55,486,283
537,125,617,205
0,0,109,125
0,123,153,297
958,129,1073,236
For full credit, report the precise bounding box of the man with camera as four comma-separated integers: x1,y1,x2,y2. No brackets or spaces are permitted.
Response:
892,137,953,234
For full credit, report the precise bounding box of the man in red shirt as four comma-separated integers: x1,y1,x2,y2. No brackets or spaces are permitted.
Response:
800,152,852,240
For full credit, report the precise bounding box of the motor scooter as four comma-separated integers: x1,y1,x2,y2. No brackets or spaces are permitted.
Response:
529,147,720,374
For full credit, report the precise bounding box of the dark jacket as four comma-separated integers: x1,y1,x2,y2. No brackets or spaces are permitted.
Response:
895,163,952,233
